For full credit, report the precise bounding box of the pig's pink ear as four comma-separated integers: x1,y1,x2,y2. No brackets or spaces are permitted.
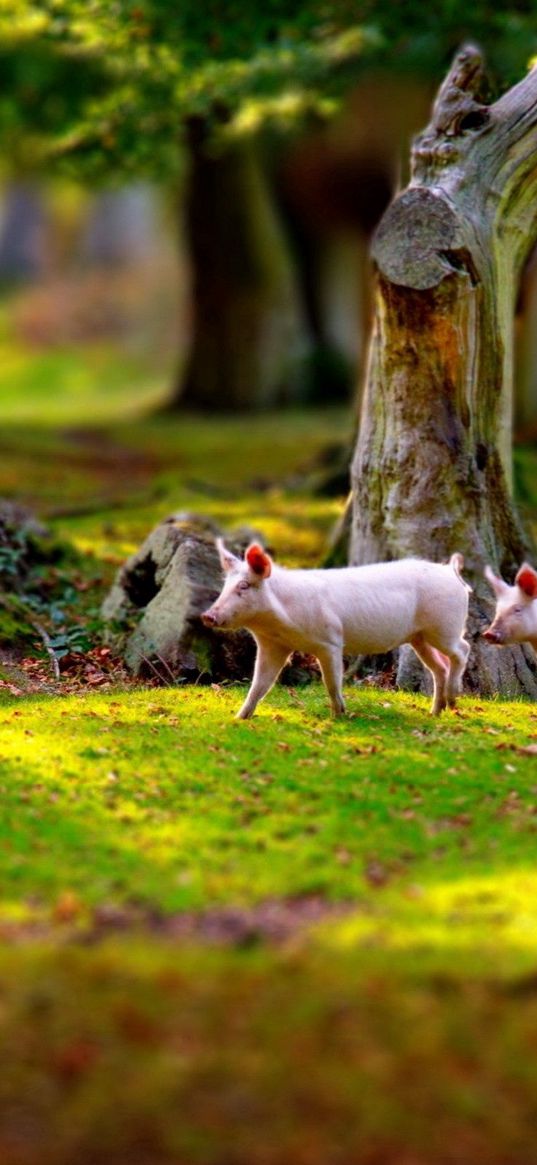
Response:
216,538,241,574
516,563,537,599
484,565,509,596
245,543,272,579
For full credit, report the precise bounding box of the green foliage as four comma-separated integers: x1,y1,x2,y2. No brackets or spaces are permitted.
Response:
0,2,109,172
0,596,36,646
352,0,537,87
3,0,537,179
0,0,378,177
0,495,95,663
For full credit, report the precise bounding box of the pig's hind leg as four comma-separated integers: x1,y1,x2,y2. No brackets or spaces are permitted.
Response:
444,637,470,707
409,634,450,715
236,641,291,720
316,646,346,717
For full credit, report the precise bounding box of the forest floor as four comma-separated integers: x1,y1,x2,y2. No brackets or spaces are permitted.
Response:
1,344,537,1163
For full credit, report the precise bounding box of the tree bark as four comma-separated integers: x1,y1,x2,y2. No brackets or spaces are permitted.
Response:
171,122,306,411
514,243,537,435
349,46,537,696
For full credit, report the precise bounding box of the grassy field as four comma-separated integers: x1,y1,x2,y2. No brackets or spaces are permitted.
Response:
1,343,537,1163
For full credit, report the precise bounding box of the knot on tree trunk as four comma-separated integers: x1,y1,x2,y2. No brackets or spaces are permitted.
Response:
371,189,467,290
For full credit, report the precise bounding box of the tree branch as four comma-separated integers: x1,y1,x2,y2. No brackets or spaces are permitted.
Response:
31,620,60,682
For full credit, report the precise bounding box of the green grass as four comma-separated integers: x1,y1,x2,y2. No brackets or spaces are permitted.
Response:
0,343,349,572
0,341,168,425
2,683,537,1162
1,683,537,973
2,336,537,1162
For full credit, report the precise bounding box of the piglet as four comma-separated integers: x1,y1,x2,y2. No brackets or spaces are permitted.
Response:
483,562,537,647
201,541,471,719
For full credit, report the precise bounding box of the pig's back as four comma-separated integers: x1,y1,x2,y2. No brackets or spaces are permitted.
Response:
276,558,468,653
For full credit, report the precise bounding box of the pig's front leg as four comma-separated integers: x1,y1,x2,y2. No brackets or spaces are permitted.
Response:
316,645,346,716
236,640,291,720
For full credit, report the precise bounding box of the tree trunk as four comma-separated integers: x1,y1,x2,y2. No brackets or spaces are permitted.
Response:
172,122,306,411
349,46,537,697
0,182,48,280
514,243,537,435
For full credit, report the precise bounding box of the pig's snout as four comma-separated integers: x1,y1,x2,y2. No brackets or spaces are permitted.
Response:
201,610,217,628
483,626,502,644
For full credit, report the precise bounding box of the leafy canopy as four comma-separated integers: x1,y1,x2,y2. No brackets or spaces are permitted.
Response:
1,1,536,178
0,1,378,176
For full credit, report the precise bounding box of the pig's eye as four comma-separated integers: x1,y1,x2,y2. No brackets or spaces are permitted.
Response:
237,580,250,593
513,605,523,615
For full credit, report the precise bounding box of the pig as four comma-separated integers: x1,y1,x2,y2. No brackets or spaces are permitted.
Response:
201,541,471,720
483,562,537,647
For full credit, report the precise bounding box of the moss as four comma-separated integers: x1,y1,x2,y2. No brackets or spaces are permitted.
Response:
0,597,36,646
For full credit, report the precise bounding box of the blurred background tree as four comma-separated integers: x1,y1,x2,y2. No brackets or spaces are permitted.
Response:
1,0,537,413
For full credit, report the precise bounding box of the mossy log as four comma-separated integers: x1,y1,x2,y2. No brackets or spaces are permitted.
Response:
101,514,263,683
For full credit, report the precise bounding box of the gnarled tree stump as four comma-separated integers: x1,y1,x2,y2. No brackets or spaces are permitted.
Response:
350,45,537,697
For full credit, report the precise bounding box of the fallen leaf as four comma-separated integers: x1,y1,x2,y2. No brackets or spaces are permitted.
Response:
53,1039,99,1080
364,859,389,887
52,890,82,924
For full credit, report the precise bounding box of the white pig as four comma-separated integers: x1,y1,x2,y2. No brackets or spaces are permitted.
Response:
201,541,471,719
483,562,537,647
